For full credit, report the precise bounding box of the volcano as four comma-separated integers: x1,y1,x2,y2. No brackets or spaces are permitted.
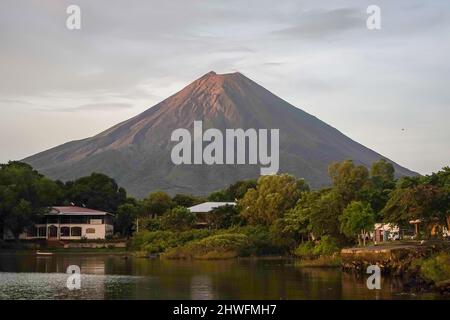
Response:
23,71,417,198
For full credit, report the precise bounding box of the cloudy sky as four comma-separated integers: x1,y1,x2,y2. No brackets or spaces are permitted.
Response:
0,0,449,174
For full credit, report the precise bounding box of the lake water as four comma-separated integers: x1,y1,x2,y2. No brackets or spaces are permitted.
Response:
0,253,442,300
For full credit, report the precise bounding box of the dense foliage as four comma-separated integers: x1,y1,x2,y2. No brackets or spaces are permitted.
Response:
339,201,375,245
1,160,448,260
382,167,449,235
239,174,309,225
62,173,127,212
0,162,61,238
414,253,450,283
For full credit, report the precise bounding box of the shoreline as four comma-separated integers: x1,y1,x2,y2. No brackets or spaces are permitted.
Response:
0,248,130,255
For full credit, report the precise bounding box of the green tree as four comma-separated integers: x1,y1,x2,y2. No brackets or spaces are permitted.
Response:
226,179,257,200
239,174,309,225
172,194,203,208
339,201,375,246
313,235,340,256
328,160,369,204
208,179,257,202
370,159,395,182
269,193,312,252
306,189,344,241
0,162,62,238
206,204,240,229
382,181,448,237
269,218,299,253
207,190,229,202
115,203,141,237
64,172,126,213
359,160,396,219
142,191,173,217
160,206,195,231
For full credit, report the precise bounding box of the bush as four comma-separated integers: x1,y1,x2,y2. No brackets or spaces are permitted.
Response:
176,229,212,244
294,237,340,259
132,229,212,254
163,233,250,259
268,218,299,253
207,205,240,229
133,225,286,257
160,206,195,231
140,217,161,231
132,230,174,253
417,253,450,283
219,225,281,256
294,241,315,259
312,236,340,256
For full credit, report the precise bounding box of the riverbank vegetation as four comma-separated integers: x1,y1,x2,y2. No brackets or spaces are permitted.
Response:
413,252,450,283
1,160,448,264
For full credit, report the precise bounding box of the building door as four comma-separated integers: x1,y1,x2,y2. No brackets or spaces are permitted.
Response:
48,225,58,239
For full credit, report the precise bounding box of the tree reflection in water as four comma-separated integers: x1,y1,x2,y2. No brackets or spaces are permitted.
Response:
0,254,440,300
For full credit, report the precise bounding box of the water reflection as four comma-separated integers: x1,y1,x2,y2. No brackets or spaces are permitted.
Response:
0,253,444,300
190,275,216,300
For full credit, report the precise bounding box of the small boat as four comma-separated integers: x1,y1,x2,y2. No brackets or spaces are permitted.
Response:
36,250,54,256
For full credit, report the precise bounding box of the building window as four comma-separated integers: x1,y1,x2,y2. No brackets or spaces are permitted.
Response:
38,227,46,237
27,226,37,237
71,216,86,224
47,216,59,224
36,216,46,224
60,216,71,224
71,227,82,237
60,227,70,237
86,228,96,234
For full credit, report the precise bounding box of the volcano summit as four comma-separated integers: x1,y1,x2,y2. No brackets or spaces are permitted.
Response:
23,71,417,198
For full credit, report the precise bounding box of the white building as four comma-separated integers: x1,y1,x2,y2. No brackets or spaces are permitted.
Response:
373,223,400,242
4,206,114,240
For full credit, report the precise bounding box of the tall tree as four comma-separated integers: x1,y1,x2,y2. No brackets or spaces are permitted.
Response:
339,201,375,246
207,204,240,229
226,179,257,200
0,162,62,238
306,189,345,241
239,174,309,225
172,194,204,208
160,206,195,231
142,191,173,217
382,181,448,236
64,173,127,212
207,179,257,202
370,159,395,182
360,159,396,219
115,202,141,238
381,167,449,237
328,160,369,204
207,190,229,202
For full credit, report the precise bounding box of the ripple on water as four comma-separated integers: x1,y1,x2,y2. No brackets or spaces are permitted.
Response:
0,272,146,300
